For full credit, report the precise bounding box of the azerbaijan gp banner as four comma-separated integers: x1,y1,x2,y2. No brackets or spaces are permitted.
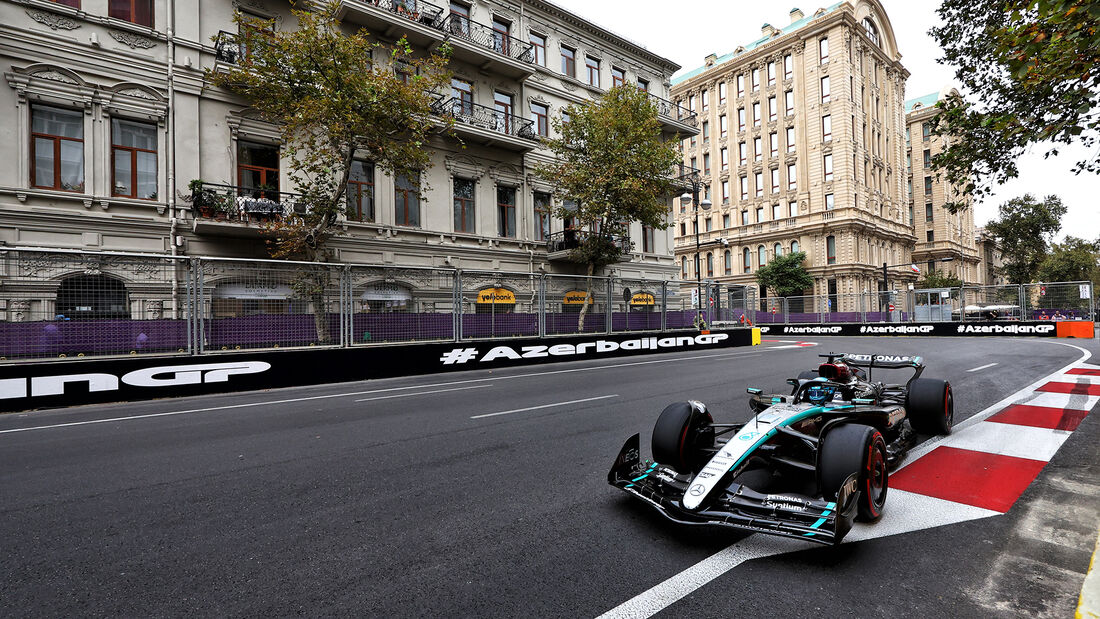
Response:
756,322,1058,337
0,328,758,412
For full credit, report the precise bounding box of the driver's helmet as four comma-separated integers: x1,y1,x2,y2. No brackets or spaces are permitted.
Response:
817,361,852,382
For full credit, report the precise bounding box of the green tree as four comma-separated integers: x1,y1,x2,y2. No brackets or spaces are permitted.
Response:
755,251,814,298
916,269,964,289
536,85,681,329
207,1,452,342
984,194,1067,283
930,0,1100,212
1038,236,1100,284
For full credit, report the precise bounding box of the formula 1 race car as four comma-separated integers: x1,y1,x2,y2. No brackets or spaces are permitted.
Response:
608,353,953,544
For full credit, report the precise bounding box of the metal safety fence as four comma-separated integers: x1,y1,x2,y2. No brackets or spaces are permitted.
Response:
1,247,1094,363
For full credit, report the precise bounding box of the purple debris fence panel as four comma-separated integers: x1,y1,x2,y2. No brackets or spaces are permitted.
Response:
0,319,189,359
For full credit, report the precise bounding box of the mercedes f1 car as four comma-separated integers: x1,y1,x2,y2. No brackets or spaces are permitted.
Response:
608,353,953,544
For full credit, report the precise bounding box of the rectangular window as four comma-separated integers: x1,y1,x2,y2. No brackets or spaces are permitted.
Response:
755,172,763,197
926,230,934,242
787,163,797,190
497,185,516,237
450,2,471,34
689,95,697,113
769,132,778,158
772,203,781,220
491,18,511,55
533,191,551,241
723,213,731,228
823,153,833,181
755,206,764,222
586,56,600,87
395,172,420,226
822,114,832,141
786,126,795,152
680,222,686,235
705,217,713,232
722,180,731,203
237,141,279,196
771,168,780,193
821,76,830,103
642,225,655,253
926,202,934,221
924,176,933,196
768,96,777,122
531,102,548,137
923,149,931,168
347,160,374,222
752,102,760,126
452,78,474,113
738,141,746,165
109,0,153,27
909,204,914,226
922,122,931,140
741,210,749,226
702,120,710,141
612,67,625,88
690,156,697,171
718,81,727,104
453,177,476,232
825,193,834,210
703,153,711,174
751,68,760,91
719,114,728,137
494,91,513,132
827,235,836,264
111,118,156,199
637,79,649,92
530,33,546,66
736,74,745,97
785,90,794,116
561,46,575,77
737,108,745,131
31,104,84,192
767,61,776,86
819,37,829,64
702,89,709,113
789,200,798,217
783,54,793,79
721,147,729,170
753,136,762,162
739,176,747,200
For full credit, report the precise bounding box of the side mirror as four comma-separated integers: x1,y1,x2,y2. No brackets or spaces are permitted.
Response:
786,378,799,387
746,387,762,395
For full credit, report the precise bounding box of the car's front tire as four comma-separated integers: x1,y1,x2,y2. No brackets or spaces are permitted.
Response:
819,423,888,522
652,402,714,475
907,378,954,435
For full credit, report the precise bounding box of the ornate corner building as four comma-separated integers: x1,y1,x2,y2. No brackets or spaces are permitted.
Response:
670,1,983,307
0,0,698,322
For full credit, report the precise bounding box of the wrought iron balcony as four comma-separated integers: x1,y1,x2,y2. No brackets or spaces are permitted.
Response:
360,0,447,28
432,97,537,141
546,229,632,259
647,92,697,127
214,31,242,65
190,181,304,223
440,14,534,63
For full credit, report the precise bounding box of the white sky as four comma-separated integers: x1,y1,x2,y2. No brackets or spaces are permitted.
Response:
549,0,1099,243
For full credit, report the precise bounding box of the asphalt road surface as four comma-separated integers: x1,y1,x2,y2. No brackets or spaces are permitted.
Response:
2,336,1098,617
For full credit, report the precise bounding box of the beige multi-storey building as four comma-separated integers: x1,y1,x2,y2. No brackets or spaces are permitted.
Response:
671,0,919,308
975,227,1006,287
905,88,980,284
0,0,695,320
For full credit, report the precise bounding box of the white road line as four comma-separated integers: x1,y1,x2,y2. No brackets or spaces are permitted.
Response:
352,384,488,402
599,341,1092,619
470,394,618,419
967,362,999,372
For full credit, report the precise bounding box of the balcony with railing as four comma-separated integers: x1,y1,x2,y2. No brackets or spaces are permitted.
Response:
214,31,243,69
190,181,304,236
432,97,538,151
337,0,447,47
546,229,633,262
439,14,535,77
648,92,698,133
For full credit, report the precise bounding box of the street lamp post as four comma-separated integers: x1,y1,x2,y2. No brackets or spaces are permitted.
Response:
681,183,712,327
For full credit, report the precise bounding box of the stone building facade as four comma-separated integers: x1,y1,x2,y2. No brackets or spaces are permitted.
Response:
0,0,695,321
905,88,981,284
671,1,921,308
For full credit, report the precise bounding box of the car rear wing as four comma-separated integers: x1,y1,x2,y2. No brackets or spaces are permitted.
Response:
839,354,924,370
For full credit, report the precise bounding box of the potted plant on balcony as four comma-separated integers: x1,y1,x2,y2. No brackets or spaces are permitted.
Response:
189,179,218,218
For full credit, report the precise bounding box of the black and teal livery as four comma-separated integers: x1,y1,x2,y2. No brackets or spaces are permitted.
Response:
608,353,955,545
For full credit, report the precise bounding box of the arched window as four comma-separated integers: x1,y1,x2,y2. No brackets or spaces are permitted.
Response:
56,274,130,320
791,240,800,253
706,252,714,276
743,247,752,273
724,250,732,274
774,243,783,257
758,245,767,267
681,255,687,278
862,18,879,46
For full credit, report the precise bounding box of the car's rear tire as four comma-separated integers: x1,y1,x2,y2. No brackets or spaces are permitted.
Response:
791,370,819,394
907,378,953,435
818,423,888,522
652,402,714,475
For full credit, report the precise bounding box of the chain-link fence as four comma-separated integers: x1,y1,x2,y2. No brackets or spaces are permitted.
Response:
1,247,1095,362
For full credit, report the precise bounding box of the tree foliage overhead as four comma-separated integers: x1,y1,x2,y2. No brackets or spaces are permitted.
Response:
1037,236,1100,284
536,85,681,272
754,251,814,297
207,0,452,261
984,193,1067,283
930,0,1100,212
916,269,964,290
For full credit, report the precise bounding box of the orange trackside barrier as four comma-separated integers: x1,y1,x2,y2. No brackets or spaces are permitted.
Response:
1056,321,1095,338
